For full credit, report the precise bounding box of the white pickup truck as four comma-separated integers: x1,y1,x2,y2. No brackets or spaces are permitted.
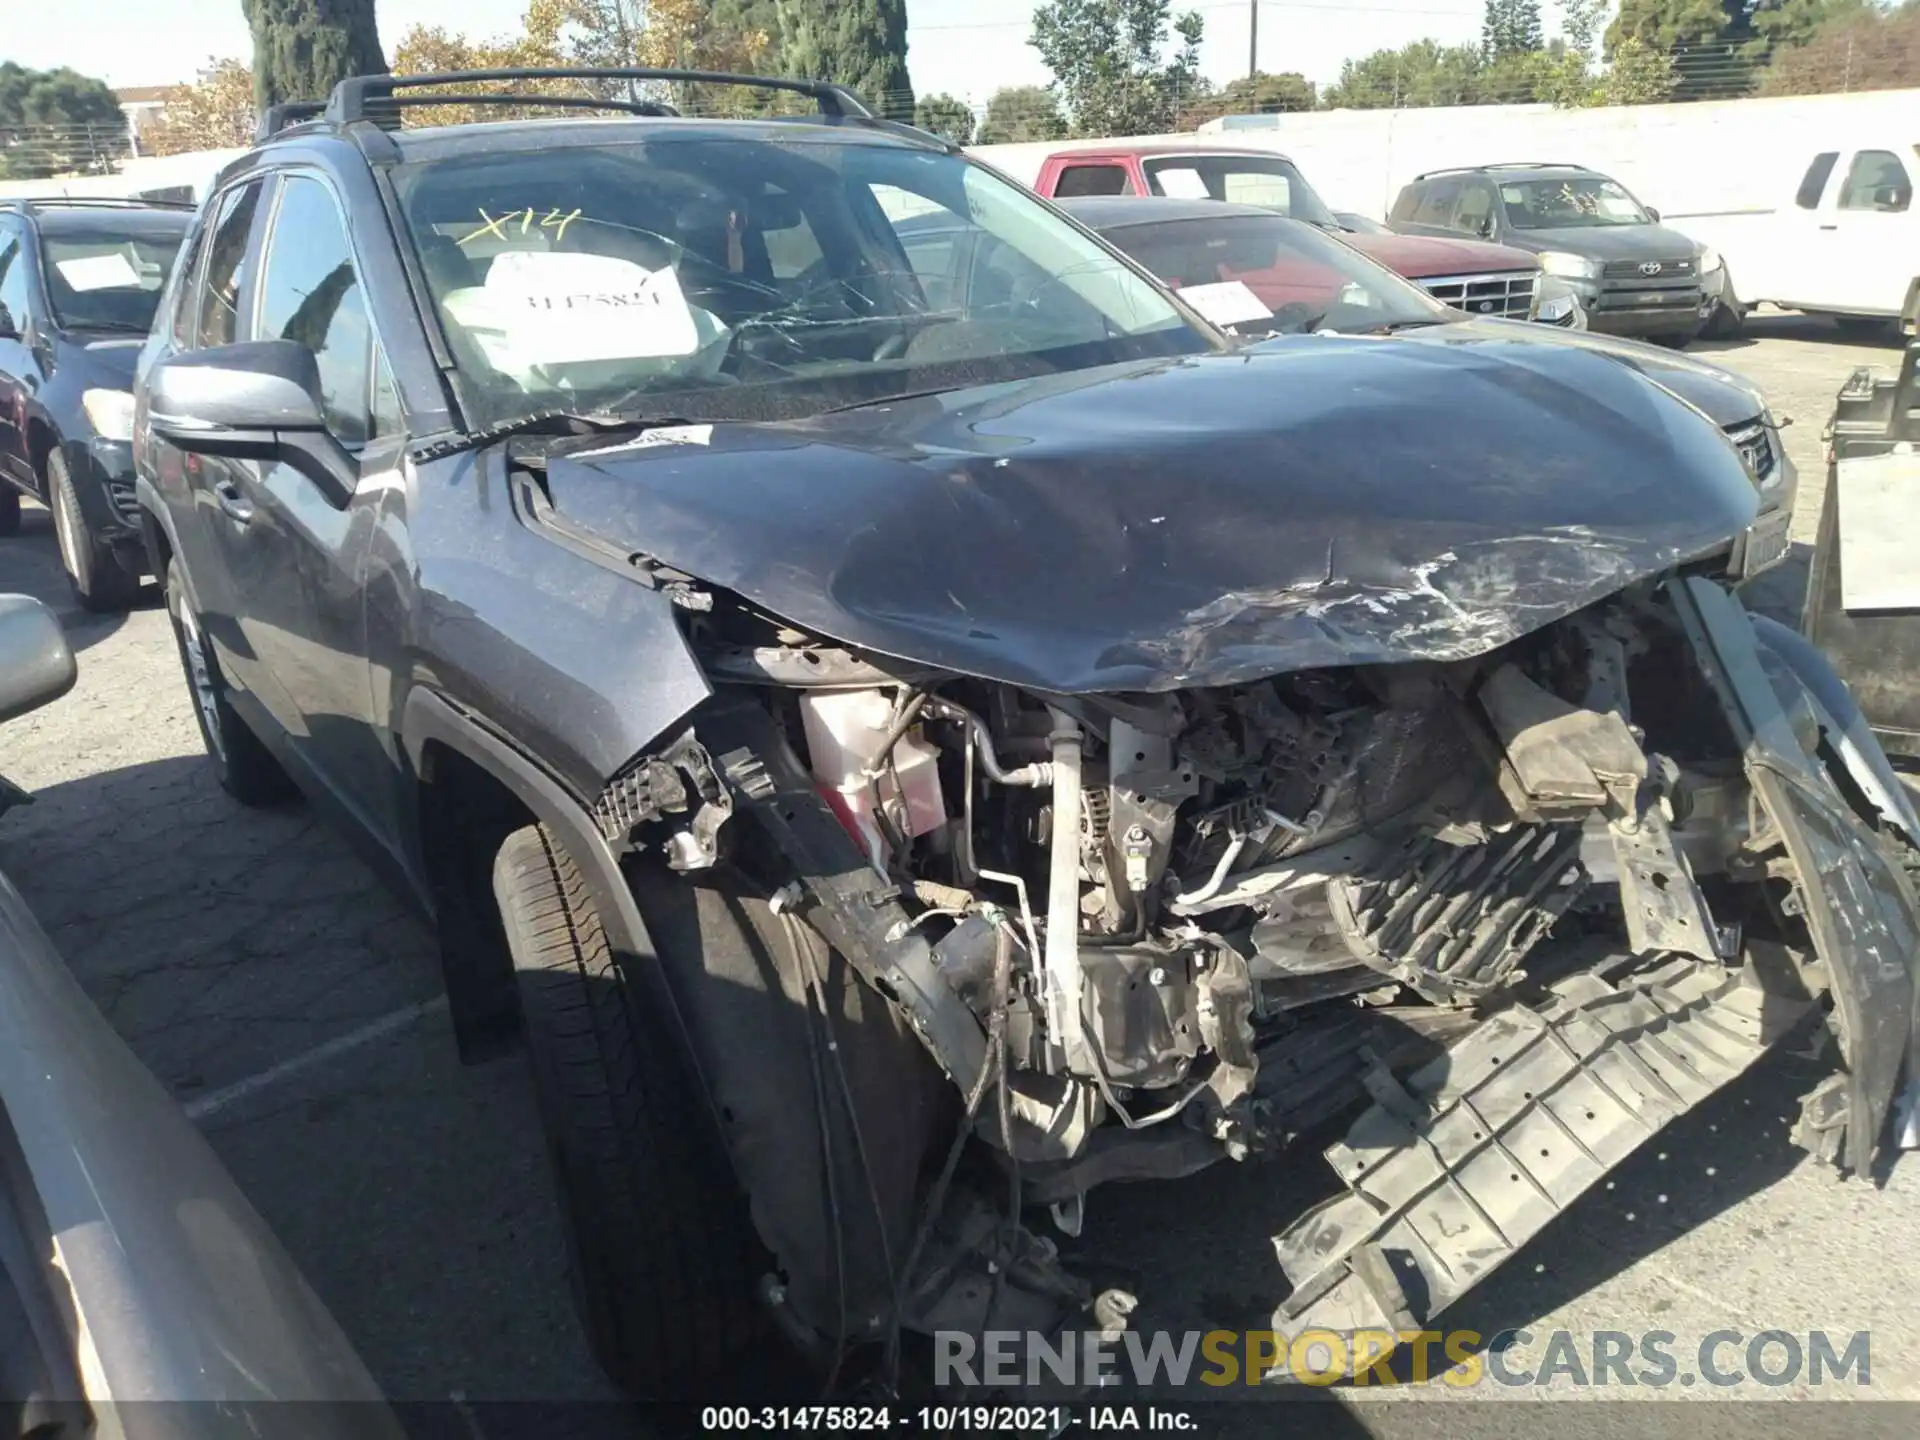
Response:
1677,141,1920,334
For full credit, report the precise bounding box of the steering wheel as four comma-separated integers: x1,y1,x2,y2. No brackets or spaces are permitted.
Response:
1265,301,1325,333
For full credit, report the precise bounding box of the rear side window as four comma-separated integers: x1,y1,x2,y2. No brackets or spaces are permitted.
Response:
254,175,378,447
1411,178,1463,226
196,180,266,348
1795,152,1840,209
1451,182,1495,234
1054,165,1133,198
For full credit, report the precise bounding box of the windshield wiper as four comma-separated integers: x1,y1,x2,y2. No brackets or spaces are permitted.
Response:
410,409,678,464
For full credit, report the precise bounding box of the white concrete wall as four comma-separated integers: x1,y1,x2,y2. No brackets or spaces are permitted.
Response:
968,88,1920,226
0,148,244,205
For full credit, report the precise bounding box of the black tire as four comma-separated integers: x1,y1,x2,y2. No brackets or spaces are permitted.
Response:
0,486,19,538
1835,315,1899,341
47,450,141,613
1650,330,1701,350
1703,281,1746,340
493,824,771,1400
164,557,296,806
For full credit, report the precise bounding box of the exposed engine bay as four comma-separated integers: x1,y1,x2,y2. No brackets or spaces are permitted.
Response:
591,569,1920,1382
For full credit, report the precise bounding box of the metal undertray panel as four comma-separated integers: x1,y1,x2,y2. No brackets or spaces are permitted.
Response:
1267,956,1809,1364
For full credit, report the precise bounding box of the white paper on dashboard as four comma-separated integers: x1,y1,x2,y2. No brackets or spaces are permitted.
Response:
1178,281,1273,327
442,251,702,367
55,253,141,291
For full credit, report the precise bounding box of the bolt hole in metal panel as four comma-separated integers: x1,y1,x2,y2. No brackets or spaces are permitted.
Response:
1267,957,1807,1370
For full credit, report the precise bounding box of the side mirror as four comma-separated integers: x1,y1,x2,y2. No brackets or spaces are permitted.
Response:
1645,206,1662,223
1476,216,1496,239
145,339,355,508
0,305,17,341
0,595,76,725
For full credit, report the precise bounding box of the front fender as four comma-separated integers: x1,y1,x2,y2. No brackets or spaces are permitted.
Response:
1750,612,1920,845
1674,578,1920,1174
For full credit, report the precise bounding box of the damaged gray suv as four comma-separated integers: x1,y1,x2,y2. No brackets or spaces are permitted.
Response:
133,67,1920,1399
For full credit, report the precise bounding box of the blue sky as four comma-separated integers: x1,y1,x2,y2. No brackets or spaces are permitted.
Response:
7,0,1542,105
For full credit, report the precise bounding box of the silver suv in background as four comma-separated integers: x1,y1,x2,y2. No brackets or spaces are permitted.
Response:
1389,161,1724,346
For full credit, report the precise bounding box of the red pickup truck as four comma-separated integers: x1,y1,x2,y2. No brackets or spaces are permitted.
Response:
1019,143,1570,325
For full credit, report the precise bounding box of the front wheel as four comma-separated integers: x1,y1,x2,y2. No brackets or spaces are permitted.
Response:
164,557,296,805
48,450,141,613
493,825,772,1399
1702,280,1746,340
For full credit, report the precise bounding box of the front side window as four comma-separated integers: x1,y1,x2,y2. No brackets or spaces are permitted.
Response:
255,175,377,446
1838,150,1912,212
1498,174,1651,230
1099,213,1449,336
39,223,186,333
196,181,266,348
393,135,1206,430
0,235,28,332
1141,155,1337,226
167,220,209,349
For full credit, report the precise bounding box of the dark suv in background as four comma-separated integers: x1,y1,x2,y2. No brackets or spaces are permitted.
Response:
1389,162,1720,346
0,198,192,609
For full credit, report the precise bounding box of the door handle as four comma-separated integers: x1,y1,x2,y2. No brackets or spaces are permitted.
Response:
214,480,254,525
1820,224,1839,231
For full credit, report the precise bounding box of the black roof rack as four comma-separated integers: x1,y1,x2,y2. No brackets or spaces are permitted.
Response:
257,100,327,141
324,67,875,126
0,195,196,214
1412,161,1587,181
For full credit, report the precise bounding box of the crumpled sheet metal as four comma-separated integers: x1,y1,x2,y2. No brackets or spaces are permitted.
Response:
1675,577,1920,1173
1266,957,1808,1367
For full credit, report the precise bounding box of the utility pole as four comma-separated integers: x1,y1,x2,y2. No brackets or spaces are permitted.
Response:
1249,0,1258,81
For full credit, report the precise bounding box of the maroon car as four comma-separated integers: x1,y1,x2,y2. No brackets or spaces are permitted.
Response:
1021,142,1563,324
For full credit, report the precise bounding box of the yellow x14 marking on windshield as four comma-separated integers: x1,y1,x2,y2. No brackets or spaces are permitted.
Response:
459,207,584,246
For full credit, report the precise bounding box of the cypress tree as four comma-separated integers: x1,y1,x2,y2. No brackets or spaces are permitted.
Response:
776,0,914,119
243,0,389,109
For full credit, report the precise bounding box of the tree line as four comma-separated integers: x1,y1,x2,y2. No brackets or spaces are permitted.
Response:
1320,0,1920,111
8,0,1920,173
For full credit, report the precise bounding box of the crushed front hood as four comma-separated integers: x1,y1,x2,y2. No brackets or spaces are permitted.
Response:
548,340,1760,692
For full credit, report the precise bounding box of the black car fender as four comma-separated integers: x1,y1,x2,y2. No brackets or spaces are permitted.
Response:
132,478,183,584
400,684,666,987
1748,613,1920,845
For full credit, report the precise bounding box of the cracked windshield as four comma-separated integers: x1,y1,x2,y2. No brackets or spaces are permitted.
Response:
394,135,1209,427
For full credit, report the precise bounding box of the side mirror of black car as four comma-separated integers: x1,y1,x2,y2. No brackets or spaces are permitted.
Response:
0,594,76,726
145,340,355,508
1645,206,1661,222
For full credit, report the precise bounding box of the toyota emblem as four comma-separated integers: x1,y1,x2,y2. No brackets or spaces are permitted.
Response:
1638,260,1663,276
